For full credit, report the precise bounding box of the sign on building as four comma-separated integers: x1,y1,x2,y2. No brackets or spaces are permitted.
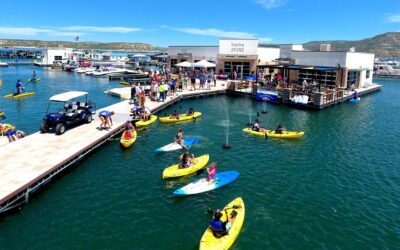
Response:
219,39,259,55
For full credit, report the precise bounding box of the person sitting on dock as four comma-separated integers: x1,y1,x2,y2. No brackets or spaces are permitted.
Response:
171,110,179,120
353,90,359,99
174,128,187,150
207,162,217,185
275,125,285,134
140,106,151,121
179,152,195,169
15,80,24,95
15,130,27,139
186,108,195,116
98,110,114,130
4,125,16,142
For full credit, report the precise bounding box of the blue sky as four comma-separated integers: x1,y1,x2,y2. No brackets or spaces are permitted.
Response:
0,0,400,46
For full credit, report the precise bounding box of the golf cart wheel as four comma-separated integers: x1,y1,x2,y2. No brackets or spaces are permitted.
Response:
40,123,48,133
85,114,93,124
55,123,66,135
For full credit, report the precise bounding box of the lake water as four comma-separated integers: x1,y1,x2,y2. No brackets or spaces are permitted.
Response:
0,66,399,249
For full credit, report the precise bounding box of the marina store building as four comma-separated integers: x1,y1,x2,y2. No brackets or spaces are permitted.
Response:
168,39,375,89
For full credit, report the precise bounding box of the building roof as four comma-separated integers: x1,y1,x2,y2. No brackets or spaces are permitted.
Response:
257,64,339,71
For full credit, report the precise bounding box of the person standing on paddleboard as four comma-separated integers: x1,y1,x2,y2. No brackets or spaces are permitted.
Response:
174,128,187,150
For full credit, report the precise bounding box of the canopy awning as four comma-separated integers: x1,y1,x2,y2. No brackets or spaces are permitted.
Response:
175,61,193,67
192,60,216,68
50,91,88,102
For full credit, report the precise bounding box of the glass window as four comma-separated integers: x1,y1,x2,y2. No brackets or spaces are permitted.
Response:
366,70,370,79
170,59,177,68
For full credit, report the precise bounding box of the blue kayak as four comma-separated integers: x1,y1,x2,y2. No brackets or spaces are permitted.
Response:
349,98,360,103
173,171,240,196
155,137,199,152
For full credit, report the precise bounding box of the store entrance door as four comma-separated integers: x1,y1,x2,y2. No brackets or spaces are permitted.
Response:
236,65,243,79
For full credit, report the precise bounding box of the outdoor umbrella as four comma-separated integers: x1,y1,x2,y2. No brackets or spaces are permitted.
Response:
192,60,216,68
175,61,193,67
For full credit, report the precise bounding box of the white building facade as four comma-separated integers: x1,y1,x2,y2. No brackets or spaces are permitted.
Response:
41,48,73,65
292,51,375,87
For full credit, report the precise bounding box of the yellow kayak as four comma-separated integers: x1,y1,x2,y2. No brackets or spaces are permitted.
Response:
27,78,41,82
120,130,137,148
135,115,157,127
0,123,14,136
159,112,202,123
199,197,245,250
162,154,210,179
3,92,35,99
242,128,304,139
119,81,130,86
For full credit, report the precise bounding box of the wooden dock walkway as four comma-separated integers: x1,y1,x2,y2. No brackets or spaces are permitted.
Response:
0,83,226,214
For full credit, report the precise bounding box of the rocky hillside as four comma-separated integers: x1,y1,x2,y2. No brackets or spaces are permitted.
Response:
303,32,400,57
0,39,159,51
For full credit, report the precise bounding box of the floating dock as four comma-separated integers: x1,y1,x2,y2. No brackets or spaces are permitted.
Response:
0,84,226,215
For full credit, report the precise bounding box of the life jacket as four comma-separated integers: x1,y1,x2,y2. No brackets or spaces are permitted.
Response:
210,220,224,233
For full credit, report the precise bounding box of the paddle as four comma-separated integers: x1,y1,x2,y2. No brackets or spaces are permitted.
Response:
207,205,242,214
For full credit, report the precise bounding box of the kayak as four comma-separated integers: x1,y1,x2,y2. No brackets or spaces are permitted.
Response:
162,154,210,179
199,197,245,250
3,92,35,99
119,81,130,86
120,130,137,148
349,98,360,103
173,171,240,196
155,137,199,152
0,123,13,135
135,115,157,127
159,112,202,123
27,78,40,82
242,128,304,139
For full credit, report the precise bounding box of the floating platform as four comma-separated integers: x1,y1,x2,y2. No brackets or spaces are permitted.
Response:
0,83,226,215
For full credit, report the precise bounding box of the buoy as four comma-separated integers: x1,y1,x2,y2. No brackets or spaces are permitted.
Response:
222,143,231,149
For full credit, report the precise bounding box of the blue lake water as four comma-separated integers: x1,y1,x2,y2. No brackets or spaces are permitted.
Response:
0,66,399,249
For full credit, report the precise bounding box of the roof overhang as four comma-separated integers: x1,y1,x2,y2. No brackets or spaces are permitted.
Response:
50,91,88,102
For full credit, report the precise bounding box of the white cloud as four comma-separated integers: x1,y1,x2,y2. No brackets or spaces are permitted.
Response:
171,27,256,38
62,26,141,33
385,14,400,23
52,32,85,36
256,0,286,9
0,27,53,36
164,26,272,42
259,37,273,42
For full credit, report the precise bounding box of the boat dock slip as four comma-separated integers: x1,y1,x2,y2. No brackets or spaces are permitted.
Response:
0,83,226,214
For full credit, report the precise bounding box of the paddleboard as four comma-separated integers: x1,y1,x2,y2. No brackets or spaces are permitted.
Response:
349,98,360,103
3,92,35,99
173,171,240,196
155,137,199,152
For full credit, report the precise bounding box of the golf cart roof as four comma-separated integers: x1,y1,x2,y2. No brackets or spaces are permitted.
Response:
50,91,88,102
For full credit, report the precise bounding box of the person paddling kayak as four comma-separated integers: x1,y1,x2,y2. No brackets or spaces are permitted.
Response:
31,70,37,82
179,152,195,169
171,110,179,120
251,119,265,132
208,207,237,237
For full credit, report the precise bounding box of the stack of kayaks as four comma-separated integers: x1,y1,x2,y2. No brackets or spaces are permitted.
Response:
27,78,40,82
3,92,35,99
173,171,240,196
159,112,202,123
135,115,157,127
242,128,304,139
199,197,245,250
155,137,199,152
162,154,210,179
120,130,137,148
